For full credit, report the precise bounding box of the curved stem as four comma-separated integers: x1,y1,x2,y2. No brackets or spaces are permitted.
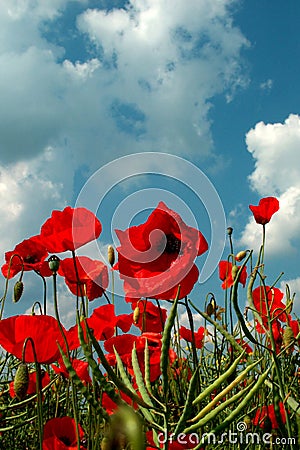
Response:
0,254,24,319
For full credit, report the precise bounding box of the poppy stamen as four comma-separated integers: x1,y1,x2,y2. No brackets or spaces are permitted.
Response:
164,234,181,254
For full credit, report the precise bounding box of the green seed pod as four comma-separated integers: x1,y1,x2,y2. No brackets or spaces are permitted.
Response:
14,363,29,400
243,414,252,431
13,280,24,303
48,255,60,273
231,264,239,280
283,326,295,354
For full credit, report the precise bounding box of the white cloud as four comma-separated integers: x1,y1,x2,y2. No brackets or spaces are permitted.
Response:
239,114,300,255
0,0,249,303
76,0,249,159
0,146,73,256
0,0,249,169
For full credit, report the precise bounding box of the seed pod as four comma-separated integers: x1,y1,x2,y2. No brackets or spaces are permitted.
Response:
227,227,233,236
243,414,252,431
283,326,295,354
133,306,140,324
206,298,217,316
48,255,60,273
107,245,115,267
231,264,239,280
235,250,247,262
13,280,24,303
14,363,29,400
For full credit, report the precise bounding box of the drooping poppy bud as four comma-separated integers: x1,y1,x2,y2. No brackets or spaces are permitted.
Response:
14,363,29,400
48,255,60,273
235,250,247,262
133,306,140,324
13,280,24,303
227,227,233,236
107,245,115,267
206,298,217,317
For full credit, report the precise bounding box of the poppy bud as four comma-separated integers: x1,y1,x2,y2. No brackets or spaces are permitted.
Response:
206,298,216,316
227,227,233,236
283,326,294,354
14,363,29,400
13,280,24,303
107,245,115,267
48,255,60,273
244,415,252,431
235,250,247,262
231,264,239,280
133,306,140,324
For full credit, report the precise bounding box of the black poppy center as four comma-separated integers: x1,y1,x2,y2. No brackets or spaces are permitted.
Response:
164,234,181,254
60,436,72,446
24,255,38,264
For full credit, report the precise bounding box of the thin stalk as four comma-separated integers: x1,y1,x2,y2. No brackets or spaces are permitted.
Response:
52,272,81,450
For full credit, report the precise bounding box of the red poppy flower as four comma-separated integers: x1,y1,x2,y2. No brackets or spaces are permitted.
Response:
290,319,300,341
133,300,167,333
40,206,102,253
101,390,137,415
52,358,91,385
252,286,287,324
235,339,253,354
179,325,205,349
104,332,169,382
249,197,279,225
58,256,108,301
253,402,286,429
218,261,247,289
43,417,84,450
66,304,132,350
0,315,66,364
115,201,208,301
1,235,50,279
10,370,51,398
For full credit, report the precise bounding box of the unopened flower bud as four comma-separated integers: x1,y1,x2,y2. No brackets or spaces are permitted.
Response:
235,250,247,262
14,363,29,400
227,227,233,236
13,280,24,303
107,245,115,267
231,264,239,280
133,306,140,324
283,326,294,354
206,298,216,317
48,255,60,273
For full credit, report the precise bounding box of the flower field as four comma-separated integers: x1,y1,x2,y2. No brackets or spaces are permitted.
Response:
0,197,299,449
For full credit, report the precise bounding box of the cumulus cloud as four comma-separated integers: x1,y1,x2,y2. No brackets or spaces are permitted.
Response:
239,114,300,255
0,0,248,167
0,146,74,256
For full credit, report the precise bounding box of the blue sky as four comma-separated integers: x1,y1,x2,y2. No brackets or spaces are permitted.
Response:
0,0,299,324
